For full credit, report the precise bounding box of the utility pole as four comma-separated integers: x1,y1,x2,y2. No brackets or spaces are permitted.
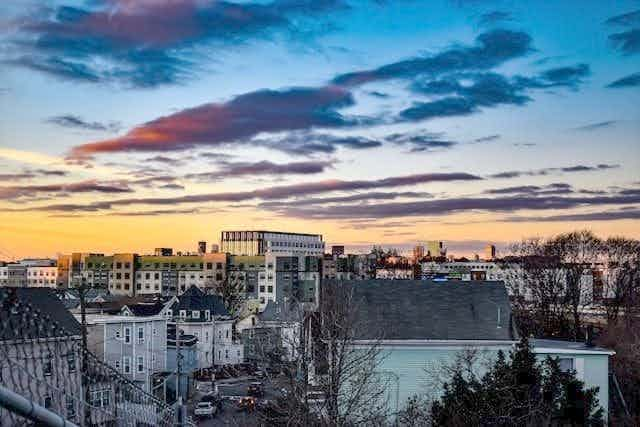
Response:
175,284,184,427
78,275,91,427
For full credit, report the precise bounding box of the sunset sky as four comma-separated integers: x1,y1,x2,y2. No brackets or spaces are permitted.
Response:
0,0,639,259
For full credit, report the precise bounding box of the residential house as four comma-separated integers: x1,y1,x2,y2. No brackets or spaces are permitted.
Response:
328,279,614,422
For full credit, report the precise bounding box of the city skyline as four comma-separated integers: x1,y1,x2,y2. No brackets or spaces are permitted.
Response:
1,0,639,259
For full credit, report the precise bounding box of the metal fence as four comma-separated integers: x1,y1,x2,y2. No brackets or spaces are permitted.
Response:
0,287,175,426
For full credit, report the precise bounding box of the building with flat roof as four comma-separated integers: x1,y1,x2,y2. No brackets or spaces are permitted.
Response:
220,230,324,256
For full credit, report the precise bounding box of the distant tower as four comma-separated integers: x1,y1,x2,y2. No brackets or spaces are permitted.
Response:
484,244,496,260
413,245,425,261
198,241,207,255
426,241,445,257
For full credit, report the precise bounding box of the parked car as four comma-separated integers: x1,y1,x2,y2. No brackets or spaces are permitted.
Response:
236,397,256,412
194,401,217,419
247,382,264,397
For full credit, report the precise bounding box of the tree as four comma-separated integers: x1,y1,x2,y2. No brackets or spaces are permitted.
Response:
428,338,604,427
206,274,245,316
599,237,640,324
251,281,390,426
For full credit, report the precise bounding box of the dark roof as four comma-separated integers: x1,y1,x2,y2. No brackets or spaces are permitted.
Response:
0,288,82,340
125,302,166,316
174,286,229,316
260,300,303,323
327,280,516,341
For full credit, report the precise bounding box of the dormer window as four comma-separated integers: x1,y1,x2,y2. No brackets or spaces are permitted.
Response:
204,310,210,320
179,310,186,319
192,310,200,319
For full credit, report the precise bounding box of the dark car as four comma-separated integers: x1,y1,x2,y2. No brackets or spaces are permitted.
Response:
247,382,264,397
237,397,256,412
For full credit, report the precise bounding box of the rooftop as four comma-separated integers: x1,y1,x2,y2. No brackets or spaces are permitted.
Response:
531,339,615,355
327,280,517,342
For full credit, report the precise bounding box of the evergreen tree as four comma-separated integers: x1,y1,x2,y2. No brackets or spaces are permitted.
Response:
427,338,604,426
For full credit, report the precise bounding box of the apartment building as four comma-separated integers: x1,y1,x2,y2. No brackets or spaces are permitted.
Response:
85,313,168,393
221,230,325,256
26,260,58,288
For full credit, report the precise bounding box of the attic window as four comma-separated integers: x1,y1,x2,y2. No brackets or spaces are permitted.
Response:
192,311,200,318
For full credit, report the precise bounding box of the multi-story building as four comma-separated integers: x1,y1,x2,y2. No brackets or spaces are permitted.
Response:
0,288,84,426
227,255,266,304
485,244,497,260
221,230,325,256
171,286,243,367
85,313,168,393
420,260,501,281
426,241,446,257
25,260,58,288
331,245,345,257
412,245,425,261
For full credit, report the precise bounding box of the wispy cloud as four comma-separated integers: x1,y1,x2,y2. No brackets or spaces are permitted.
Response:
46,115,122,132
0,179,133,201
185,159,334,181
487,163,619,179
3,172,481,212
605,10,640,55
606,72,640,88
7,0,349,87
477,11,513,28
570,120,618,131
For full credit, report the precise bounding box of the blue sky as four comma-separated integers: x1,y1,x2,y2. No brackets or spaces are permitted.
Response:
0,0,638,257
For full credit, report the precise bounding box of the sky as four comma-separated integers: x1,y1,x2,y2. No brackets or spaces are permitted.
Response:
0,0,639,259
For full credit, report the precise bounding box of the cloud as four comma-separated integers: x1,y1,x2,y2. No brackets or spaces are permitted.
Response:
487,163,619,179
402,65,589,121
46,114,122,132
503,209,640,223
477,11,513,28
609,29,640,55
251,132,383,155
5,172,481,212
0,168,68,181
260,191,432,208
159,183,185,190
606,72,640,88
605,10,640,27
570,120,618,131
385,131,457,152
473,134,500,143
485,183,573,196
332,29,533,87
0,180,133,200
185,159,333,181
8,0,347,87
272,192,640,220
70,86,356,157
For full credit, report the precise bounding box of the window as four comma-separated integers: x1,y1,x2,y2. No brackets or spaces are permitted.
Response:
43,396,52,409
179,310,186,318
137,356,144,373
226,329,229,339
115,329,121,339
66,396,75,419
124,327,131,344
205,310,210,320
192,310,200,319
43,353,52,376
91,389,110,408
67,353,76,373
205,331,209,342
267,286,273,293
115,360,120,370
558,358,574,373
225,349,229,359
153,327,157,336
259,286,265,292
137,327,144,344
123,357,131,374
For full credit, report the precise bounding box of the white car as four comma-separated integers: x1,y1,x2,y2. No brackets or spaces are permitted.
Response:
194,401,217,418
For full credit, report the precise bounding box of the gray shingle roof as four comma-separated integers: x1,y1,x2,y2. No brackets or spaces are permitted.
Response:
260,300,303,323
0,288,82,340
327,280,516,341
173,285,229,316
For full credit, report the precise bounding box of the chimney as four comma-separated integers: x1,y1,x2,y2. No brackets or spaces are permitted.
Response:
585,325,595,347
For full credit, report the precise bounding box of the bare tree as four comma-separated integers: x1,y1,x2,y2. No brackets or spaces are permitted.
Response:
250,282,390,426
599,237,640,324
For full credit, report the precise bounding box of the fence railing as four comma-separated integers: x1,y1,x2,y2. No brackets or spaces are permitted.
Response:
0,287,175,426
